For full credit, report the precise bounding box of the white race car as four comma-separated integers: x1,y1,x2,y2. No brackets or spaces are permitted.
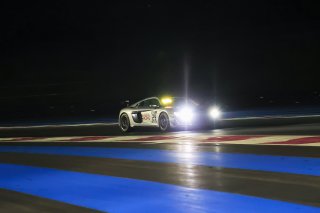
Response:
118,96,221,132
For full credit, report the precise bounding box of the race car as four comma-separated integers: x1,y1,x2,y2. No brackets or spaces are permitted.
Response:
119,96,221,132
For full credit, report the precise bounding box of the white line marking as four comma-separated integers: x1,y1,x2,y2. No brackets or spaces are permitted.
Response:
0,123,118,129
1,135,320,146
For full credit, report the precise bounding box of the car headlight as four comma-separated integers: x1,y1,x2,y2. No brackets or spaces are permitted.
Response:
209,106,221,119
174,106,194,122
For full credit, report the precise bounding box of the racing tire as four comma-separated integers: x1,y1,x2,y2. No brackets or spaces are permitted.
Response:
158,112,170,132
119,113,131,133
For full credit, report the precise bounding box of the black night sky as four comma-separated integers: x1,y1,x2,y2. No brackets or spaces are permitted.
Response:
0,1,320,121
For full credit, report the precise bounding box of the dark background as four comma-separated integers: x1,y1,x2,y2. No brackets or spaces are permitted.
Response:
0,0,319,122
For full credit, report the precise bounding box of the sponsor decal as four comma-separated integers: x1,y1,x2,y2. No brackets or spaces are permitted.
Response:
142,114,151,121
151,111,157,123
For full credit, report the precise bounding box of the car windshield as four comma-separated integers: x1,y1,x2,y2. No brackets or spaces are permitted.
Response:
170,98,198,108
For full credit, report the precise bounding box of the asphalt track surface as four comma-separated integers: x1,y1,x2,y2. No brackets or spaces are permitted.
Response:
2,119,320,137
1,119,320,212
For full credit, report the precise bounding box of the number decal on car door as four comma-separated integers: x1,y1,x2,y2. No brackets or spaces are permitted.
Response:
151,111,157,123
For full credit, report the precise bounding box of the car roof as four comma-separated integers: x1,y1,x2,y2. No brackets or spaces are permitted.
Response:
130,97,159,107
130,96,197,107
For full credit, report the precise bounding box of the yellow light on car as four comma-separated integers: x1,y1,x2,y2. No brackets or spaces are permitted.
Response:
161,97,173,105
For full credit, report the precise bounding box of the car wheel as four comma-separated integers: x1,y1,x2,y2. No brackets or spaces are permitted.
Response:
119,113,131,133
159,112,170,131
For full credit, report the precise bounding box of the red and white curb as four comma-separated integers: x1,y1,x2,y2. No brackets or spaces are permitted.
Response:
1,135,320,146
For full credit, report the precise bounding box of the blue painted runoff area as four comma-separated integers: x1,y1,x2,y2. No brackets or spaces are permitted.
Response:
0,163,318,213
1,146,320,176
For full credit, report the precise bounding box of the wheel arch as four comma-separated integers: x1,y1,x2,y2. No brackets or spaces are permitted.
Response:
158,111,171,131
119,111,135,128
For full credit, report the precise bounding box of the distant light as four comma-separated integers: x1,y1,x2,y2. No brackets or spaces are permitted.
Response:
209,107,221,119
161,97,173,105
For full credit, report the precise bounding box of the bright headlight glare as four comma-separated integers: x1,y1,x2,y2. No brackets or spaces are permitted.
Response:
209,107,221,119
174,106,194,122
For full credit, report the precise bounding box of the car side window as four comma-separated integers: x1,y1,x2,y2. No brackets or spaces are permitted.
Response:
137,101,146,108
149,99,160,108
137,99,160,108
144,99,153,108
